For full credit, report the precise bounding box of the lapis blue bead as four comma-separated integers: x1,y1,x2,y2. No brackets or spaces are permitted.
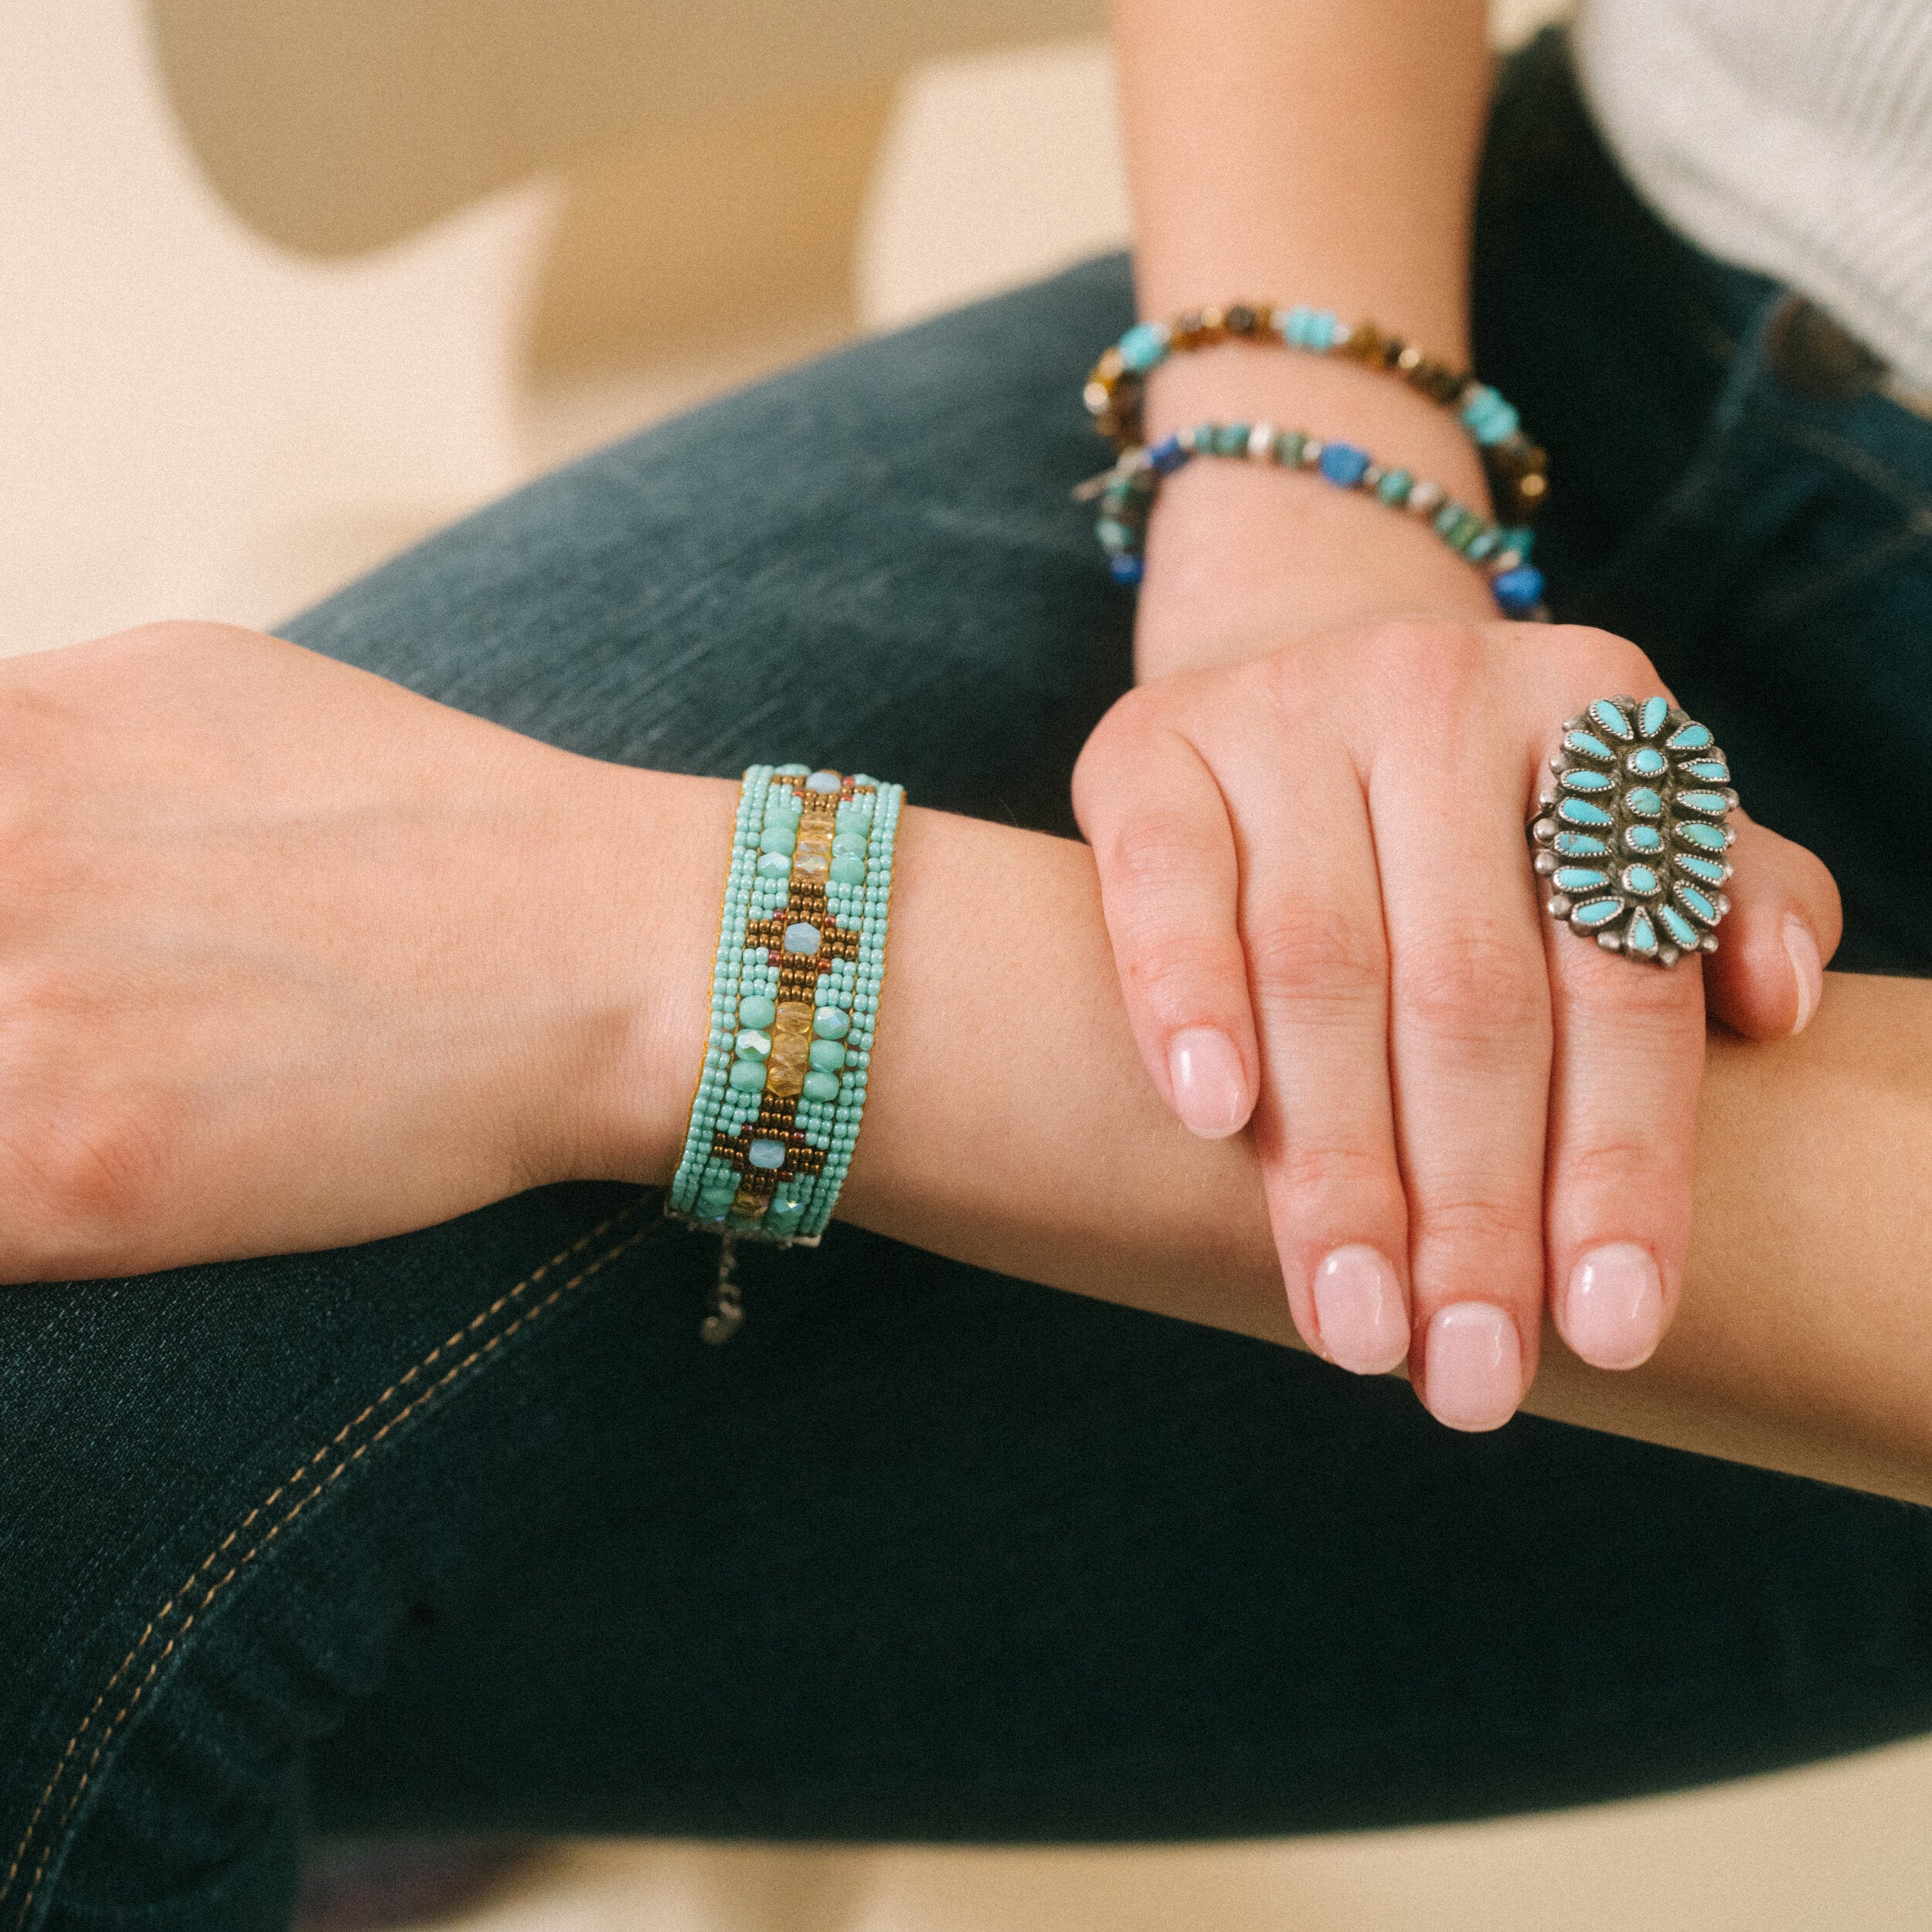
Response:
1318,442,1372,488
1589,699,1634,740
1554,868,1611,893
1148,434,1189,476
1639,697,1671,738
1658,906,1700,949
1627,747,1668,777
1665,722,1713,751
1557,798,1614,827
1491,565,1546,617
1108,553,1144,587
1553,832,1611,857
1118,321,1169,372
1560,768,1614,793
1573,899,1623,929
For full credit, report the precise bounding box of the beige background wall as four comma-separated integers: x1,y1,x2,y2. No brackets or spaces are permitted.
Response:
2,4,1927,1926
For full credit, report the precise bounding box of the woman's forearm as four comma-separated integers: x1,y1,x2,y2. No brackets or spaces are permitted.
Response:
624,774,1932,1505
1111,0,1502,650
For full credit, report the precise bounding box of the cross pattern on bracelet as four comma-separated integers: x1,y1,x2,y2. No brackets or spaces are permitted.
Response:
709,1114,829,1198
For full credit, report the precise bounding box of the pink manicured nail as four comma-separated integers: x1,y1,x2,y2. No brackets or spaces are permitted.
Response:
1563,1243,1665,1369
1312,1246,1410,1375
1784,913,1822,1036
1423,1302,1523,1432
1167,1028,1249,1138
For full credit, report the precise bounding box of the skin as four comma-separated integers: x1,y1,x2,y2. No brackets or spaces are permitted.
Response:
1082,0,1842,1427
8,623,1928,1505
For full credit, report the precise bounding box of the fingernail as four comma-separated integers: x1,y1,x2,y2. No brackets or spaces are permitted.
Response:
1423,1302,1523,1432
1562,1243,1665,1370
1167,1028,1249,1138
1784,913,1822,1036
1312,1246,1410,1374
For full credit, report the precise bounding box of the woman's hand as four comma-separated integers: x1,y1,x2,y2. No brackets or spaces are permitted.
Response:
0,621,684,1279
1072,612,1842,1430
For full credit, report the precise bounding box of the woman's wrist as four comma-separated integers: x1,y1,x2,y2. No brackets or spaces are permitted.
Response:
1133,348,1504,677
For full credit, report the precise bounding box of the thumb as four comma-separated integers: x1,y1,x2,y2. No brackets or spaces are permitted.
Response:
1703,810,1843,1039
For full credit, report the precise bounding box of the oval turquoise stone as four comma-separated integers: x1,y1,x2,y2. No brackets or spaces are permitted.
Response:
1676,821,1728,851
1625,787,1664,818
1673,852,1728,884
1553,832,1611,857
1560,769,1614,793
1563,731,1615,763
1557,798,1614,827
1684,759,1730,783
1118,321,1169,372
1623,825,1664,852
1676,791,1730,817
1665,722,1713,751
1554,868,1611,893
1590,699,1634,740
812,1007,851,1039
1626,910,1659,955
1639,696,1671,737
802,1070,841,1103
1658,906,1700,949
738,994,776,1029
1573,898,1624,929
1627,747,1668,777
1675,885,1718,926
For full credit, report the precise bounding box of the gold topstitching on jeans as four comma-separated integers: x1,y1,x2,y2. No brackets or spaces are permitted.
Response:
1,1199,648,1931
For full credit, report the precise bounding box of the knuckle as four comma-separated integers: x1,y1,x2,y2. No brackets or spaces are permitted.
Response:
1246,903,1385,1015
15,1094,173,1243
1549,622,1655,691
1560,1128,1682,1193
1413,1189,1542,1255
1269,1138,1394,1202
1396,923,1547,1047
1361,619,1490,708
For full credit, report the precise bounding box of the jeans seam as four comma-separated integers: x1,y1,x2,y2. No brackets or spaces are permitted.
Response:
0,1196,651,1932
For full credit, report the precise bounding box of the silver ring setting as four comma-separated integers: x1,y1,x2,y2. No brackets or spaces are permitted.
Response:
1529,695,1737,967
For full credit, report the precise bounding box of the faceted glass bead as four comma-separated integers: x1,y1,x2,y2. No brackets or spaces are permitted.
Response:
829,855,866,886
808,1039,846,1072
749,1138,787,1170
784,921,821,954
791,847,830,883
759,825,796,855
734,1029,772,1062
756,852,791,879
728,1061,766,1094
802,1071,841,1103
765,1060,805,1097
812,1007,851,1039
832,832,868,859
738,995,777,1029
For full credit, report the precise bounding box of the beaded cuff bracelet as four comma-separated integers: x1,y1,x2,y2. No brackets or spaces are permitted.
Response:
1084,302,1549,527
668,764,903,1247
1078,421,1548,621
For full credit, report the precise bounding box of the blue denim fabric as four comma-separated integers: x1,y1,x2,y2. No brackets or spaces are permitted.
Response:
2,32,1929,1932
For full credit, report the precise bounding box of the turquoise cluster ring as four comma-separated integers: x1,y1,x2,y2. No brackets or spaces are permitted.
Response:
1529,696,1737,967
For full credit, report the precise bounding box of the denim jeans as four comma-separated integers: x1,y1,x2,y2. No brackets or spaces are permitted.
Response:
4,32,1930,1932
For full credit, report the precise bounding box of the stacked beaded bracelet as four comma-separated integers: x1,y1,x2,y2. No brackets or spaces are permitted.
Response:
1084,302,1549,526
1081,421,1548,620
668,764,903,1246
